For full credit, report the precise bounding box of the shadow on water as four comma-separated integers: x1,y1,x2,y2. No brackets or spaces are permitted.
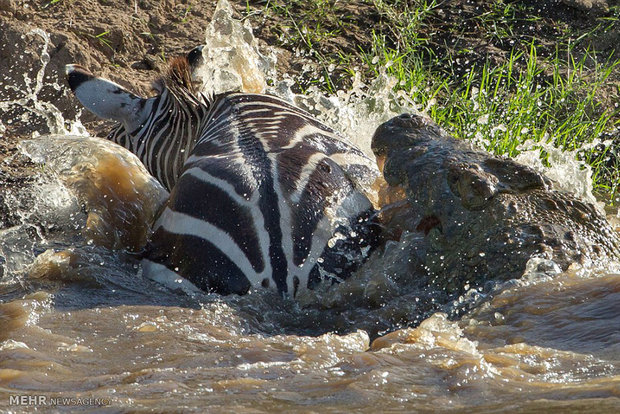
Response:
2,245,444,340
0,220,452,342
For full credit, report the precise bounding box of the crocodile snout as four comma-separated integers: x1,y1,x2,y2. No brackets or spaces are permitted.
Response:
390,113,427,129
371,113,433,157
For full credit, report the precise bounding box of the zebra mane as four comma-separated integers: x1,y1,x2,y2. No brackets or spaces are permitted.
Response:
160,56,196,96
157,55,214,108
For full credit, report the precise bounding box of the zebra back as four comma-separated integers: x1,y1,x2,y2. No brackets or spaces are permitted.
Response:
145,91,380,296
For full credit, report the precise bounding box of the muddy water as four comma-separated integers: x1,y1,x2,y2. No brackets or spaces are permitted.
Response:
1,1,620,412
0,148,619,413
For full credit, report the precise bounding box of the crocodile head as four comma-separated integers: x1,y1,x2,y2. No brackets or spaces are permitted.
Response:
371,114,620,294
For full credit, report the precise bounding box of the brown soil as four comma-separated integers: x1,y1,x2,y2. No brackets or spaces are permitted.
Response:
0,0,618,230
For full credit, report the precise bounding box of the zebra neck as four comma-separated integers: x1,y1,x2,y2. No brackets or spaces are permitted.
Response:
130,90,208,191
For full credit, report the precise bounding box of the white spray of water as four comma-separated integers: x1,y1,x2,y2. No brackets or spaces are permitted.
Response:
195,0,277,96
0,28,87,137
0,28,90,278
0,178,82,277
279,73,419,157
197,0,419,157
515,140,602,209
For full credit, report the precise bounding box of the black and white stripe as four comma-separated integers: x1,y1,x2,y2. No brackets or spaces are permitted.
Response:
66,54,380,297
108,87,207,191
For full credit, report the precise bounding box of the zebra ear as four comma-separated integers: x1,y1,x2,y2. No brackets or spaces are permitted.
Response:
187,45,204,70
65,64,152,131
186,45,206,92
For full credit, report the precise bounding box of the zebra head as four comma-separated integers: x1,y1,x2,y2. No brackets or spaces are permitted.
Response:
66,46,207,191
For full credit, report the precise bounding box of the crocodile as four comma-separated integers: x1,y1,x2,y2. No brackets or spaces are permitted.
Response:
371,113,620,294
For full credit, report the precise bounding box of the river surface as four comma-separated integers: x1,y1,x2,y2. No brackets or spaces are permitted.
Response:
1,1,619,412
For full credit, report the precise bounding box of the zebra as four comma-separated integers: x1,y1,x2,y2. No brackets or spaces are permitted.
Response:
65,46,381,298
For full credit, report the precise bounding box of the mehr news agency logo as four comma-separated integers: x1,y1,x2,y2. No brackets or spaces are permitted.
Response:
9,394,111,407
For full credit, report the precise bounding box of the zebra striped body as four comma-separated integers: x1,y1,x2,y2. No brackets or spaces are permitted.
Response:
66,53,380,297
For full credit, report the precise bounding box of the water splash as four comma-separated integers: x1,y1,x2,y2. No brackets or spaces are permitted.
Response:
0,174,81,278
197,0,418,158
515,140,602,208
0,28,87,137
194,0,277,96
20,135,168,251
0,134,168,283
277,72,418,157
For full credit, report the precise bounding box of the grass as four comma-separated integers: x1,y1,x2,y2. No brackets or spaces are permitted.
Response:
256,0,361,94
260,0,345,47
41,0,70,9
363,1,620,201
90,31,114,51
43,0,62,8
247,0,620,203
178,4,192,23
